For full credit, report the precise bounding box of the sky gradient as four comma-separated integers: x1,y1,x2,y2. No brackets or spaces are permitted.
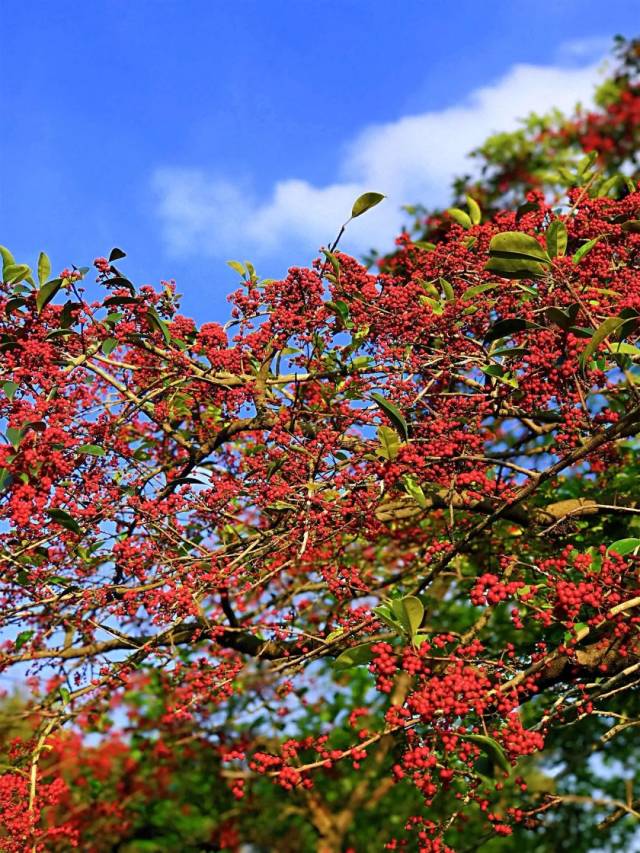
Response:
1,1,639,320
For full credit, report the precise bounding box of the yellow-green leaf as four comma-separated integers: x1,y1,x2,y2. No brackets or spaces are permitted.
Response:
351,192,385,219
466,195,482,225
37,252,52,286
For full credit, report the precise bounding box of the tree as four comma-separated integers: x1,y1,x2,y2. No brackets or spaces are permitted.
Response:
1,38,640,853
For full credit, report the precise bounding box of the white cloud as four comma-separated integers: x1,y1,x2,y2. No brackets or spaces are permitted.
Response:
152,56,603,262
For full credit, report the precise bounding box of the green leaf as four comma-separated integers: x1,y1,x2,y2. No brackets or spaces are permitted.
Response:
333,642,374,671
403,475,429,509
460,734,511,775
36,279,63,314
108,247,126,262
0,246,16,277
439,278,455,302
484,257,546,279
580,316,626,365
321,249,341,279
101,338,118,356
326,299,352,328
480,364,518,388
607,538,640,557
420,295,444,315
377,425,401,461
373,603,402,632
515,200,539,221
371,393,408,441
37,252,52,286
610,342,640,357
14,630,34,651
466,195,482,225
621,220,640,233
146,308,171,343
577,151,597,176
351,192,385,219
447,208,472,229
5,297,26,316
3,263,32,285
545,220,568,258
59,686,71,706
6,426,23,449
564,622,589,644
461,282,500,300
489,232,551,264
46,508,82,535
77,444,106,457
0,468,13,493
484,318,536,344
325,628,344,643
413,241,436,251
227,260,246,278
492,346,529,358
545,306,575,331
597,174,622,198
573,236,601,265
391,596,424,637
2,381,18,401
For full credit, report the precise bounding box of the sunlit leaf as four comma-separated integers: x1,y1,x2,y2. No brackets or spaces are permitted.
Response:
351,192,385,219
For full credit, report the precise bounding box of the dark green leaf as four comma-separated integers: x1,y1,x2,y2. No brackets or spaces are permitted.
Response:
46,508,82,535
36,279,63,314
108,247,126,262
580,316,626,365
484,257,546,279
515,200,539,221
484,318,536,344
545,306,574,330
145,308,171,343
5,297,26,316
371,392,408,441
545,220,568,258
104,295,138,306
460,734,511,775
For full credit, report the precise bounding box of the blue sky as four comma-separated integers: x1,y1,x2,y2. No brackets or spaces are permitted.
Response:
1,1,638,320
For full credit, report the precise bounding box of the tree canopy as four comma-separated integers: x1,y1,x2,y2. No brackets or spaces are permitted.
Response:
1,35,640,853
